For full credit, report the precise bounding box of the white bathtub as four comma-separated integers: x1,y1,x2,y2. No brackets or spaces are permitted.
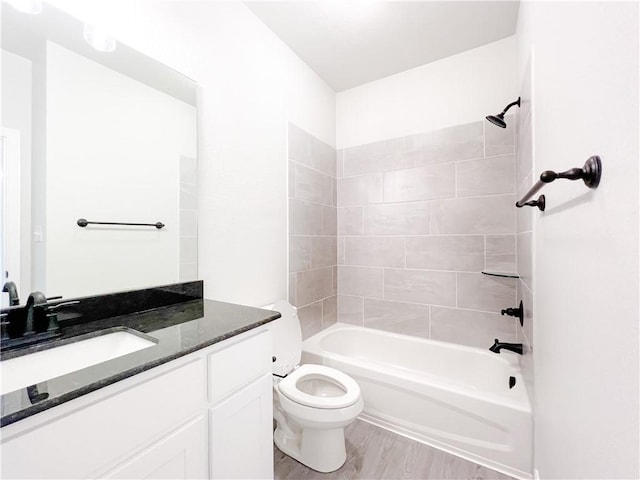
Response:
301,324,532,479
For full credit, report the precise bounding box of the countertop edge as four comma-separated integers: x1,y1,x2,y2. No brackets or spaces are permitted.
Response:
1,309,280,428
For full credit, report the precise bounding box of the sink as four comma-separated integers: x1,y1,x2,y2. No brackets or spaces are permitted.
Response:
0,330,157,395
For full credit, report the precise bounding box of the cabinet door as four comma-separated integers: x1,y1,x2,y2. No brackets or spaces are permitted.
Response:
209,374,273,480
103,415,208,479
1,359,205,479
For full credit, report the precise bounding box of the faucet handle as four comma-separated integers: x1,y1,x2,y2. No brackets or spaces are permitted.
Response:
500,300,524,326
47,300,80,311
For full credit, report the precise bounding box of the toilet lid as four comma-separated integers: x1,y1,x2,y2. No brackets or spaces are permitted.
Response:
278,364,361,409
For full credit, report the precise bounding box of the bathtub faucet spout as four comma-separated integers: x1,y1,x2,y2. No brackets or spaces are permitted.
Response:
489,338,523,355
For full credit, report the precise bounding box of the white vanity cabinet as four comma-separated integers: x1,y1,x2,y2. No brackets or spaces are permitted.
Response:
0,328,274,480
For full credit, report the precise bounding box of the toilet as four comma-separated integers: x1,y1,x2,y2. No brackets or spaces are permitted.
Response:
267,300,363,473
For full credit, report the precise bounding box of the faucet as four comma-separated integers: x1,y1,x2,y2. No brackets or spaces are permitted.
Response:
25,291,49,334
2,281,20,306
1,292,73,349
489,338,523,355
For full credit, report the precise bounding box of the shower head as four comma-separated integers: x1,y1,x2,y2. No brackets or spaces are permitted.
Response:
485,113,506,128
486,97,520,128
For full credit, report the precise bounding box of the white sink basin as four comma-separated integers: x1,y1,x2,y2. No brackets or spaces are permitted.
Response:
0,330,157,395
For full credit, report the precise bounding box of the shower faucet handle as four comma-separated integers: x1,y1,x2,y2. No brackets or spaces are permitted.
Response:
500,300,524,327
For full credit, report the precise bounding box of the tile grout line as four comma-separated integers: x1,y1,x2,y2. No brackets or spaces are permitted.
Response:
337,191,516,209
455,272,458,308
338,153,517,181
348,295,509,316
484,234,487,271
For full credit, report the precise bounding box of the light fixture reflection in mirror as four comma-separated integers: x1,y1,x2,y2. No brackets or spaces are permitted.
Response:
83,23,117,53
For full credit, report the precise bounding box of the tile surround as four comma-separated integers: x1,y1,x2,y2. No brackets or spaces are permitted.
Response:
456,273,516,311
364,201,430,235
430,306,518,348
485,115,515,157
429,195,515,234
405,235,484,271
337,174,383,206
338,207,364,235
337,295,364,326
337,266,384,298
296,267,333,306
310,237,337,269
364,298,430,338
515,57,535,396
384,268,457,306
291,119,522,350
288,124,337,339
486,235,516,273
404,122,484,166
289,198,322,236
382,163,455,202
344,236,405,268
336,120,517,348
456,154,515,197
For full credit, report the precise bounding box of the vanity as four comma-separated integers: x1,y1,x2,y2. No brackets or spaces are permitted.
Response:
0,282,279,479
0,4,278,477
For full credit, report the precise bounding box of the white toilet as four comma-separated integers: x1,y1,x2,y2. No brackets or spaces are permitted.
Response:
267,300,363,473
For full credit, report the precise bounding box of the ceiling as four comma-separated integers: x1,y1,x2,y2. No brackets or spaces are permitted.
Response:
245,1,520,92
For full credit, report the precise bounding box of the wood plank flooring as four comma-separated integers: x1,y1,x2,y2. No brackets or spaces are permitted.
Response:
274,419,515,480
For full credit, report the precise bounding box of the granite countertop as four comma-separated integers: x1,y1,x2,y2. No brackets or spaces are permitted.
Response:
0,297,280,427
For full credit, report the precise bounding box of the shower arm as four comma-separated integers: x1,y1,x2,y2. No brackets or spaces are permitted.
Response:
500,99,520,115
515,156,602,211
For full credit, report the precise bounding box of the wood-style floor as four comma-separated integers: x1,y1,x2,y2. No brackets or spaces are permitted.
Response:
274,419,515,480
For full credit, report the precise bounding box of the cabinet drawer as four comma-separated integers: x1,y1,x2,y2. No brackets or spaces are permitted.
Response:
208,330,271,404
1,359,206,479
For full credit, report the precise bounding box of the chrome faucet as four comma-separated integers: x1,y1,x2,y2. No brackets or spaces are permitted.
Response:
489,338,523,355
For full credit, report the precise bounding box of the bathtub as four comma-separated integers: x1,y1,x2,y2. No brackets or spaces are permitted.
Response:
301,324,532,479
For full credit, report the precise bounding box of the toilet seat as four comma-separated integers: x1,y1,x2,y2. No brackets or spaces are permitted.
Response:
278,364,361,409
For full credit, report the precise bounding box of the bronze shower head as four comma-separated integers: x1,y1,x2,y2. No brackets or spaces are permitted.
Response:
486,97,520,128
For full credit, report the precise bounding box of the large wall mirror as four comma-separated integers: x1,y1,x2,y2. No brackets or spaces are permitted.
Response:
1,1,198,305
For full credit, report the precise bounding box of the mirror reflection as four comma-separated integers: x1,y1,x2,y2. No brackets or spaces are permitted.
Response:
1,1,198,305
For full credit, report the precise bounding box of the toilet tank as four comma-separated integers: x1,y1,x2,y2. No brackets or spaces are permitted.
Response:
264,300,302,377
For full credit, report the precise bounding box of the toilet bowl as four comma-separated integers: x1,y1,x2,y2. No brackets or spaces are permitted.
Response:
266,300,363,473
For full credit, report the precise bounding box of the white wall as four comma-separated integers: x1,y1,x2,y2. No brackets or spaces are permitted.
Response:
336,36,517,148
45,0,336,306
1,50,32,301
517,2,639,478
45,42,196,297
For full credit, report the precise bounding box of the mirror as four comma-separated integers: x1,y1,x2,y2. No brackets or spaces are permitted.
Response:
1,1,198,305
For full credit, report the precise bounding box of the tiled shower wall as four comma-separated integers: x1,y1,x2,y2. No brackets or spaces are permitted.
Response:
288,124,338,339
516,57,534,394
336,120,520,348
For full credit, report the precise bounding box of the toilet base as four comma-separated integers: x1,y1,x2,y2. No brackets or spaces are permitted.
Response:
274,424,347,473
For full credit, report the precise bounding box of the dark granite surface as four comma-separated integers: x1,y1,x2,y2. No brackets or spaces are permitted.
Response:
0,286,280,427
